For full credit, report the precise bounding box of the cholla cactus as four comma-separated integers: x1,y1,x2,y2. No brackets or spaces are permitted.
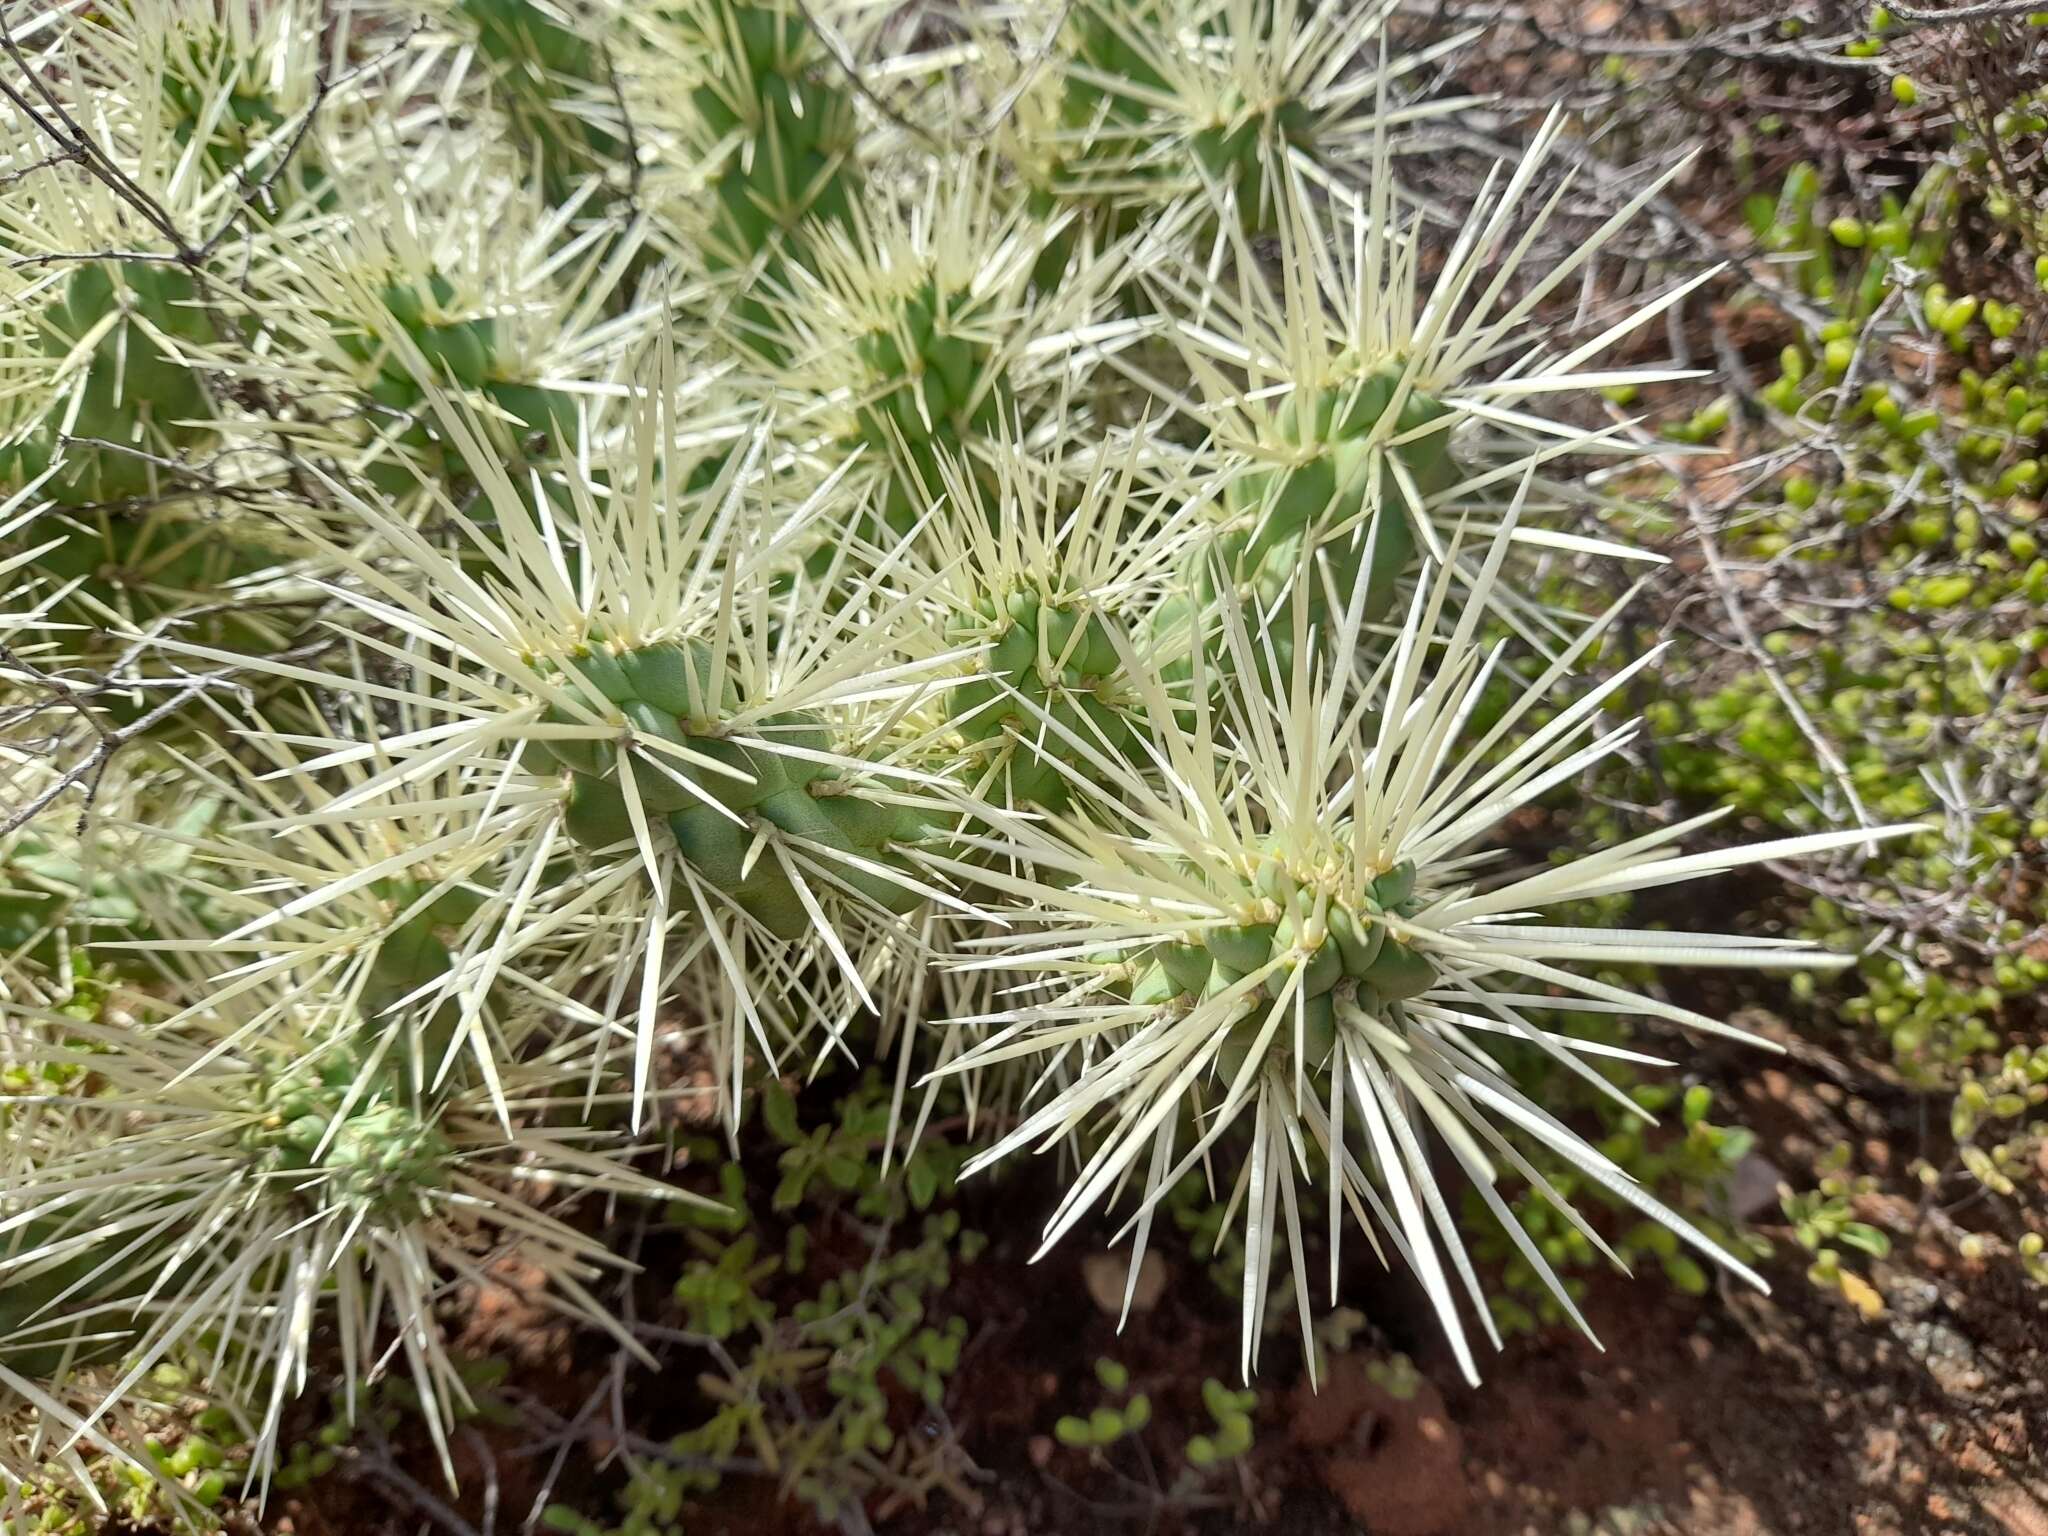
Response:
983,0,1456,262
923,436,1204,814
765,173,1133,543
445,0,631,202
245,145,659,505
933,530,1915,1379
0,0,1917,1509
153,385,976,1120
1140,111,1707,653
621,0,867,354
0,999,669,1476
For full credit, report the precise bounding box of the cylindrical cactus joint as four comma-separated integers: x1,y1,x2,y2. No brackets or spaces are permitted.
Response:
688,0,862,339
337,270,577,490
6,262,217,506
1213,370,1458,631
247,1050,456,1214
457,0,626,199
853,279,1009,538
1191,95,1315,233
527,638,931,937
948,590,1141,810
1124,856,1433,1082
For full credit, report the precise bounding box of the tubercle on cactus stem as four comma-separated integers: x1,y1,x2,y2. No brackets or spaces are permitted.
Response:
909,433,1201,814
244,1050,455,1214
1121,855,1436,1081
848,278,1010,538
947,600,1184,822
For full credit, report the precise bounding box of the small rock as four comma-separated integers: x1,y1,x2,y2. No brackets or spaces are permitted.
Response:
1027,1435,1053,1468
1081,1249,1167,1316
1730,1153,1783,1219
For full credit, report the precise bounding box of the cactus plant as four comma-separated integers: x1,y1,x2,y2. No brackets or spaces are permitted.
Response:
0,0,1921,1513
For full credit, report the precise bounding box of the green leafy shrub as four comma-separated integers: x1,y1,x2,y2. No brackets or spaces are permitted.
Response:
1632,128,2047,1295
545,1078,983,1534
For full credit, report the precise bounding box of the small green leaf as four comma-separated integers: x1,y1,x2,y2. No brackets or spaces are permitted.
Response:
1663,1254,1709,1295
1682,1084,1712,1127
762,1082,802,1145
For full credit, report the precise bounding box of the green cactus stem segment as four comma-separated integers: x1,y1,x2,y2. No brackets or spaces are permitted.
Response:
158,26,330,209
462,0,604,81
1120,858,1432,1082
687,0,861,355
528,640,931,937
1190,96,1315,232
338,273,498,397
0,842,160,972
162,43,286,175
948,592,1139,809
362,878,489,1038
853,280,1008,537
1017,4,1173,289
18,505,287,659
248,1051,454,1213
4,263,217,506
458,0,626,201
1215,371,1459,628
0,1220,148,1379
1068,4,1172,122
333,270,576,492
